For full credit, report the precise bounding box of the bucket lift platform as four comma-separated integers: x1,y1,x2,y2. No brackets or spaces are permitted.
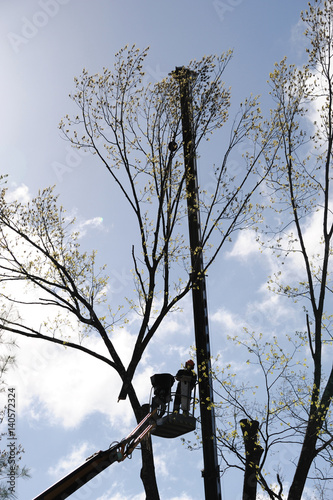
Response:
150,372,196,438
34,372,197,499
152,412,196,438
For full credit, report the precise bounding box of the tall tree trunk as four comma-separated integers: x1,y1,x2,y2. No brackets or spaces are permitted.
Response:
140,435,160,500
288,331,333,499
287,420,318,500
137,403,160,500
240,419,263,500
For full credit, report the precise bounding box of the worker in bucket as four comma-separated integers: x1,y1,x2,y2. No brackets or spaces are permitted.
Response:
173,359,196,415
151,373,175,417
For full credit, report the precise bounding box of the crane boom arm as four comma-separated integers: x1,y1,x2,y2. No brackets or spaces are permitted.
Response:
33,410,156,500
33,444,122,500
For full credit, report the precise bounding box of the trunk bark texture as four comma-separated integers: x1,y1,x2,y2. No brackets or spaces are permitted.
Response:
240,419,263,500
140,434,160,500
137,403,160,500
287,420,318,500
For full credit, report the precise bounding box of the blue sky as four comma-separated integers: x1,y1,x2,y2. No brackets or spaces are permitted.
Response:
0,1,314,499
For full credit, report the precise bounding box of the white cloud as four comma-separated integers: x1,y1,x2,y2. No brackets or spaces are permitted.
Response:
9,332,136,430
262,207,333,295
211,291,292,338
306,54,333,128
76,216,106,238
168,495,192,500
2,252,196,434
154,452,169,478
225,229,259,260
6,293,197,433
0,234,147,430
290,18,307,58
97,492,145,500
211,307,243,334
247,292,293,329
48,441,93,477
225,202,333,324
6,183,31,203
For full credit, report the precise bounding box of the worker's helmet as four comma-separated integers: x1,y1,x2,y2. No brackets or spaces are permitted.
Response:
185,359,195,369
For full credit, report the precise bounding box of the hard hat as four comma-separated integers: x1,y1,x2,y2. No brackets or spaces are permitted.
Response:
185,359,195,368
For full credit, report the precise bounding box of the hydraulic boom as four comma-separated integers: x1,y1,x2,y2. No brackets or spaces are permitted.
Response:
33,410,156,500
34,372,197,500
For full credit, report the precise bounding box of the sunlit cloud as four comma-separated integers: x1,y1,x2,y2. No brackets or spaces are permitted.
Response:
9,330,137,430
6,183,31,203
225,229,259,260
76,216,106,238
96,491,145,500
48,442,93,477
